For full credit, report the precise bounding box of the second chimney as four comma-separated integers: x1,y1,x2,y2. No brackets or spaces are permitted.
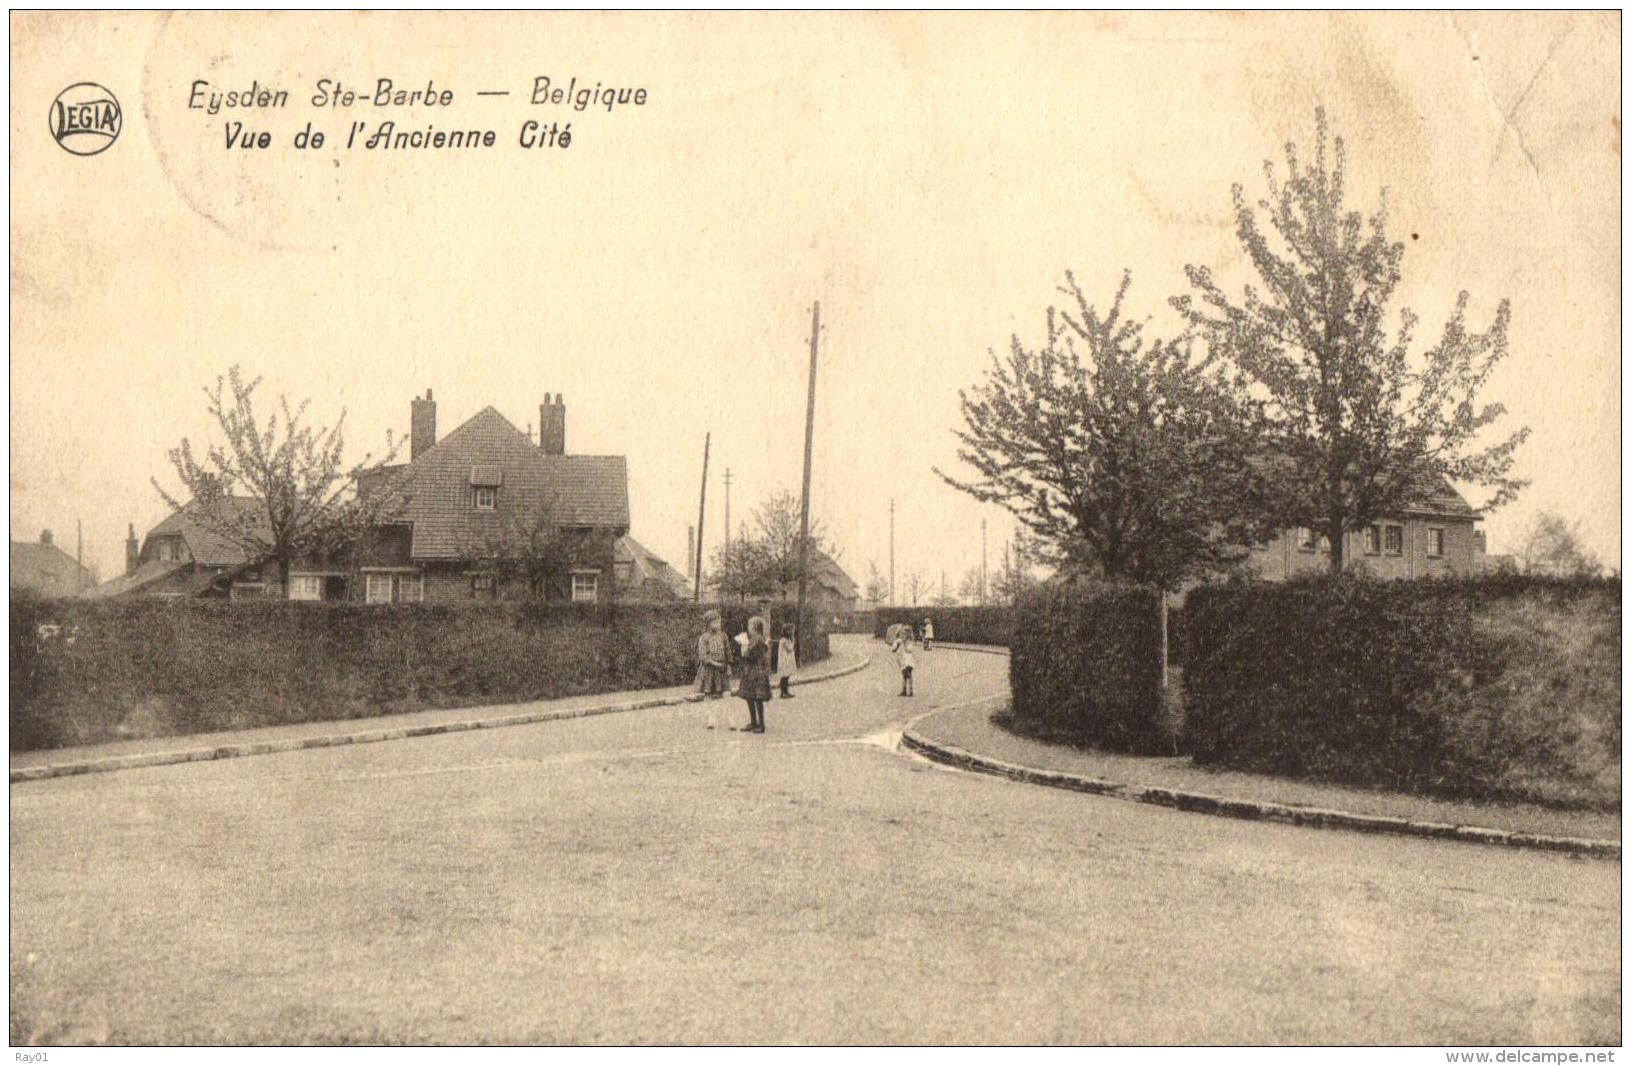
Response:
125,523,140,576
539,393,566,455
686,525,695,578
40,529,53,547
410,389,437,460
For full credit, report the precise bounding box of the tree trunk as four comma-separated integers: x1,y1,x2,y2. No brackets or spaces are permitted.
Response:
276,554,292,600
1326,519,1345,575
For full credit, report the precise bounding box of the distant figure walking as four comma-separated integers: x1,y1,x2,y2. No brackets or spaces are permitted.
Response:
890,627,917,697
921,617,935,651
738,616,773,732
772,624,798,699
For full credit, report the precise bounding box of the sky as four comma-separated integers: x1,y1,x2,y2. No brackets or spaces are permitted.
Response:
10,11,1621,587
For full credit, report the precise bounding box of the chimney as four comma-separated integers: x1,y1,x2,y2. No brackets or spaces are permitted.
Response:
410,388,437,460
686,525,695,577
125,523,139,576
539,393,566,455
39,529,52,547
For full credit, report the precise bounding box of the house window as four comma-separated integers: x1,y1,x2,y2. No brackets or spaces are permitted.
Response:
1384,524,1404,555
366,573,393,604
367,572,424,604
156,538,174,562
1296,528,1316,551
289,575,323,601
474,486,497,511
471,573,496,598
1364,525,1381,555
399,574,424,603
1426,528,1445,559
571,571,599,603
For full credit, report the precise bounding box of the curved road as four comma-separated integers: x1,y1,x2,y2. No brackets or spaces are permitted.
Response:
10,638,1619,1044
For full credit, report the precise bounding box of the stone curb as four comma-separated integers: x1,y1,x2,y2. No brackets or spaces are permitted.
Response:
872,639,1010,656
11,654,872,785
900,729,1620,861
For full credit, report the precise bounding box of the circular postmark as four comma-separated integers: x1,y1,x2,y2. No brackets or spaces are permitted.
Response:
49,82,122,156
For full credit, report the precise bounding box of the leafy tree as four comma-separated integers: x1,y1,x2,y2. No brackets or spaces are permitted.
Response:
1518,511,1603,577
940,271,1264,590
709,524,775,603
154,366,404,598
1173,109,1529,573
958,567,985,605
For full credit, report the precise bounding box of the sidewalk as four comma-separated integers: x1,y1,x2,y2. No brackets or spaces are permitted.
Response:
11,647,870,783
906,698,1620,858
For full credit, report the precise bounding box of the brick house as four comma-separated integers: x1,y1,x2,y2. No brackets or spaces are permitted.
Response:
88,502,277,600
614,536,693,600
103,390,629,604
10,530,96,596
346,390,629,604
1240,476,1483,581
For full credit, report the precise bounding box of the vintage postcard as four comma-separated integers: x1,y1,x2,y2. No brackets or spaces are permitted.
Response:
8,10,1621,1051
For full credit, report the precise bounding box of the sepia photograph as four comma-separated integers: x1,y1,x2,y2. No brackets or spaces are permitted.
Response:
7,9,1622,1051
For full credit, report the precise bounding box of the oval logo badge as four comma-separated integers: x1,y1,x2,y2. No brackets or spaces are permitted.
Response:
50,82,121,156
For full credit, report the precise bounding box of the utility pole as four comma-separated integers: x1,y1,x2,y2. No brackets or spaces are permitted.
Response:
888,498,896,607
794,301,821,661
693,433,710,602
723,467,733,552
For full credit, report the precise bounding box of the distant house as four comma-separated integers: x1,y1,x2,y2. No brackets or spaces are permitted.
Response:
103,389,631,604
88,502,275,600
350,390,630,604
777,547,859,613
10,530,96,596
1241,476,1483,581
614,536,692,600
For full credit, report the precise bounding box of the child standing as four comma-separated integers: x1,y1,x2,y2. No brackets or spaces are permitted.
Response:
696,610,731,729
891,628,917,697
772,624,798,699
737,616,773,732
921,617,935,651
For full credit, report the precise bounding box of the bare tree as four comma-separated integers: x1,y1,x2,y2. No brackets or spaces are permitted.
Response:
709,524,775,603
1174,109,1529,573
864,559,890,606
154,366,403,598
1518,511,1603,577
904,571,927,606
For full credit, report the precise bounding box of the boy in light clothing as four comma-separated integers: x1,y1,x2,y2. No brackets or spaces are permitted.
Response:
890,629,916,697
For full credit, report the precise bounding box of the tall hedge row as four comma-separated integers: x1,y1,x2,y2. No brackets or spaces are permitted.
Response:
11,593,829,753
1180,574,1621,807
872,606,1013,646
1008,582,1167,753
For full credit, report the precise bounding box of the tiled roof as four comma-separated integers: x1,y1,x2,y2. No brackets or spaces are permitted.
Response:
83,558,191,598
389,407,629,560
148,497,272,567
616,535,692,596
810,548,859,598
1401,475,1478,519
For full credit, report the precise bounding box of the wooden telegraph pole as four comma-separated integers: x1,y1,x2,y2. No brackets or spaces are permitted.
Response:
794,302,821,660
693,432,710,602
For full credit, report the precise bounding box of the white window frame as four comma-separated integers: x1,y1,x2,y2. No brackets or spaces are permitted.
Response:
474,486,497,511
289,574,323,601
570,571,599,603
1426,527,1445,559
366,573,393,605
1363,525,1381,555
1383,524,1404,555
398,574,424,603
1296,527,1316,552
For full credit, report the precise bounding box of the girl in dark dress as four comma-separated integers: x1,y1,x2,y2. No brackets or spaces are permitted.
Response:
737,615,773,733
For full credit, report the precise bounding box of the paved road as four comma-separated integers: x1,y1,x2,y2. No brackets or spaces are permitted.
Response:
10,638,1620,1044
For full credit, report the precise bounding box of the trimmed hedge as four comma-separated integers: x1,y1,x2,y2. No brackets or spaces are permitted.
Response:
10,593,829,753
1181,574,1621,807
873,606,1013,647
1008,582,1167,753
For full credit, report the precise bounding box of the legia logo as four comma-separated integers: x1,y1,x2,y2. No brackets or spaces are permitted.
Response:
50,82,121,156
